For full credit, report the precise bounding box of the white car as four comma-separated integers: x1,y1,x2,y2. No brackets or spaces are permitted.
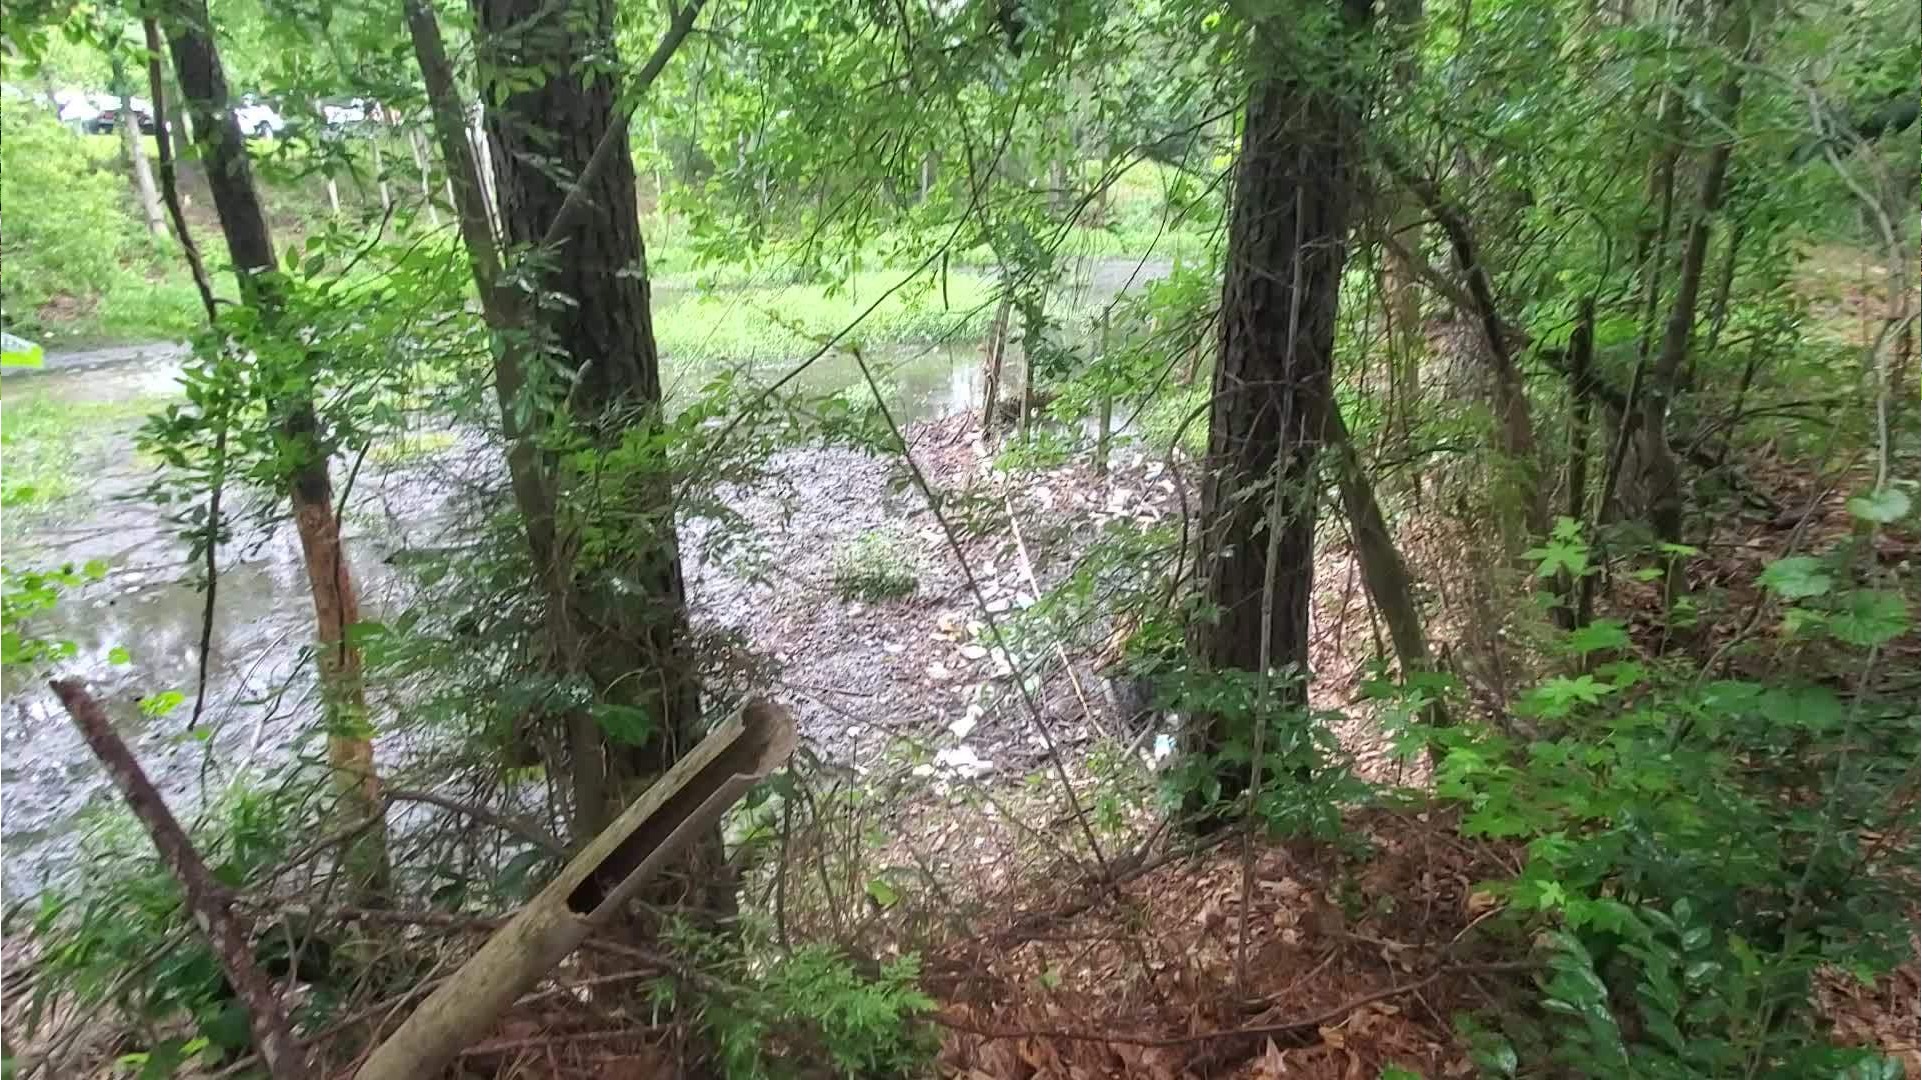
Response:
55,90,113,131
322,99,368,130
233,97,285,138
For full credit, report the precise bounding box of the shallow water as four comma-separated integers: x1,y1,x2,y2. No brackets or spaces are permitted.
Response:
0,258,1170,897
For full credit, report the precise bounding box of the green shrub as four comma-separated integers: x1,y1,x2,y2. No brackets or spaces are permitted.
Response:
0,99,140,330
829,530,917,601
660,935,936,1080
1440,509,1917,1077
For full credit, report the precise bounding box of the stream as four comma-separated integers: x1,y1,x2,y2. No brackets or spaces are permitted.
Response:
0,257,1171,898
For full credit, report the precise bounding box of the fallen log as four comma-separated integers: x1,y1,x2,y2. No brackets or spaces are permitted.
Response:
354,699,795,1080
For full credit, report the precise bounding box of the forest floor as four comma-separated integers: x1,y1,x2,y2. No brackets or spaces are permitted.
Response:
665,394,1921,1078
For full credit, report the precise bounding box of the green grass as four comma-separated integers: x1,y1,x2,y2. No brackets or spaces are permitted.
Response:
1,393,163,517
829,529,918,601
371,430,458,465
653,269,1001,366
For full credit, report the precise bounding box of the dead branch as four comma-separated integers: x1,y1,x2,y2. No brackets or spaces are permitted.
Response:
47,679,306,1080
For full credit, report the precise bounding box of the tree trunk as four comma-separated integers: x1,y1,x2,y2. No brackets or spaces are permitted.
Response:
1637,0,1754,546
474,0,703,849
1324,407,1446,732
1186,0,1371,820
161,0,387,891
370,135,393,212
1559,297,1595,629
1384,148,1543,541
109,50,167,236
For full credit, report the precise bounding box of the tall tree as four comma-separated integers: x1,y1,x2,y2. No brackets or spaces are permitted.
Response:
471,0,705,846
1185,0,1373,817
159,0,387,890
1637,0,1758,546
106,41,165,236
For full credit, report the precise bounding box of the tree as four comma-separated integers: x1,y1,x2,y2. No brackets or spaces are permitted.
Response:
470,0,706,848
1184,0,1373,818
106,35,166,236
157,0,387,891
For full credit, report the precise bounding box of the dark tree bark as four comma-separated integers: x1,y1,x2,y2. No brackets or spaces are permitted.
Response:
161,0,387,891
1558,297,1595,629
1185,0,1372,819
1638,0,1755,546
474,0,702,842
1383,148,1543,540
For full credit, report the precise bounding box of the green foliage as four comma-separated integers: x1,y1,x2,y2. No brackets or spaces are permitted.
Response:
1436,537,1916,1076
829,529,918,601
20,773,342,1072
0,559,107,668
0,98,136,327
663,934,935,1079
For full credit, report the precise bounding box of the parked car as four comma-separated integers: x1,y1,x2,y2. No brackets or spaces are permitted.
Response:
234,96,285,138
56,91,158,134
321,98,368,131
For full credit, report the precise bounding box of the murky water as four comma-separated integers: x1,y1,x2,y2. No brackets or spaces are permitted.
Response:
0,258,1170,897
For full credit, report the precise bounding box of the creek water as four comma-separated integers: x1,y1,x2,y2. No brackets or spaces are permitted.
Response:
0,257,1171,898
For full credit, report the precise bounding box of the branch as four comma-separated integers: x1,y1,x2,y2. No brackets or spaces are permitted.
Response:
48,679,305,1080
536,0,708,250
385,787,567,858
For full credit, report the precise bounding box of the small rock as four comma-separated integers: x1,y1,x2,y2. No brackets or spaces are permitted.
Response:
959,644,989,660
926,662,952,681
984,597,1011,614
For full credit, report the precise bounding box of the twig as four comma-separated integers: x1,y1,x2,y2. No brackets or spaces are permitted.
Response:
385,787,567,857
1003,494,1109,740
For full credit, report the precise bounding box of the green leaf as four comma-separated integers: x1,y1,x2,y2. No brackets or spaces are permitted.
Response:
107,646,131,665
1827,589,1911,647
1523,537,1589,579
82,559,110,581
591,703,655,746
140,690,186,717
1518,674,1616,719
1759,685,1843,733
1561,619,1629,656
865,877,900,908
1758,556,1832,599
1845,488,1911,525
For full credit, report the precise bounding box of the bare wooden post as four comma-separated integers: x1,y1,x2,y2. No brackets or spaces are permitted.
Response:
409,127,441,227
370,135,393,213
1094,311,1113,478
48,679,305,1080
982,295,1012,443
354,701,796,1080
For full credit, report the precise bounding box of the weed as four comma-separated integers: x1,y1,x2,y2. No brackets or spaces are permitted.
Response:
829,529,918,601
